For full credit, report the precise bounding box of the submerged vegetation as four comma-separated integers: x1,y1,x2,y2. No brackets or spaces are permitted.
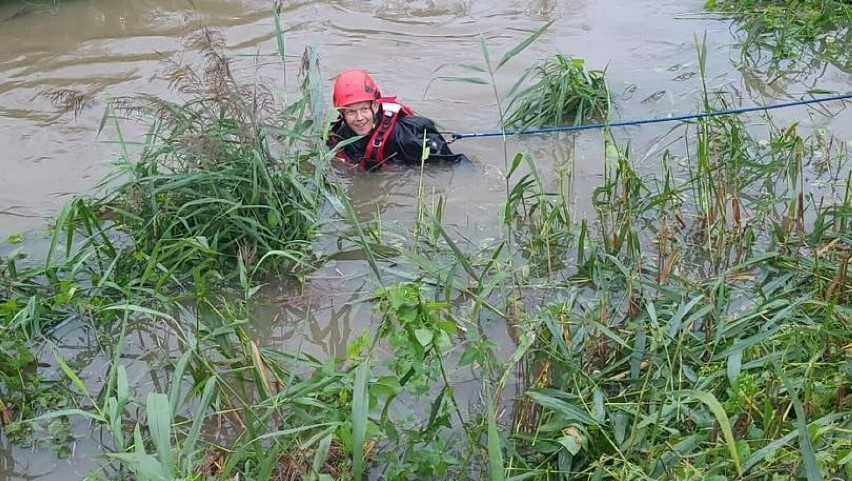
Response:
1,5,851,481
706,0,852,75
503,53,610,130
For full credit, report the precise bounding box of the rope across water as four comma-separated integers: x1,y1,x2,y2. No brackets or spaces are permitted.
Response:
448,92,852,141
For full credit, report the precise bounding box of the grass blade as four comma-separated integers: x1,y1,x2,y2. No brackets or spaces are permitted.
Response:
352,362,370,481
497,20,554,69
435,76,488,85
168,350,192,414
743,413,844,473
146,392,174,476
311,433,334,479
526,390,597,425
487,395,505,481
54,349,91,400
103,303,177,323
675,389,742,476
776,364,821,481
184,377,217,465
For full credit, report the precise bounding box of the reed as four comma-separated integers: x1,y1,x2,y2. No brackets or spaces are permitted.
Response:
706,0,852,75
3,6,851,481
503,53,611,130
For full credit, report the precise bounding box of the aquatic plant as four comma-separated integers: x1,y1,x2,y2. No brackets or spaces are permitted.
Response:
90,27,326,283
503,53,611,130
1,18,339,475
2,9,851,481
505,125,852,478
349,33,851,480
706,0,852,75
433,22,607,132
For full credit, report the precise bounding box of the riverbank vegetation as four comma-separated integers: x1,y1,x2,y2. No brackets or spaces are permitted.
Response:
1,5,851,481
706,0,852,75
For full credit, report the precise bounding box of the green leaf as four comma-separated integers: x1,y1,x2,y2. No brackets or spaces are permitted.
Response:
414,328,434,347
107,452,164,481
420,130,430,162
487,395,505,481
352,362,370,481
673,390,742,476
558,431,583,455
371,375,401,399
507,152,525,178
273,6,286,63
592,388,606,423
776,365,821,481
454,63,487,73
665,294,705,343
742,413,844,473
267,209,280,228
146,393,174,476
28,408,105,425
435,75,488,85
168,351,191,414
496,20,554,70
54,350,91,399
727,349,743,385
103,303,177,323
481,36,493,72
252,423,341,442
507,473,548,481
312,434,334,479
612,412,628,446
116,364,131,406
527,390,597,425
184,377,217,463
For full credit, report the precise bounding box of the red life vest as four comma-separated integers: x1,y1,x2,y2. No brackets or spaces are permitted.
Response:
333,96,415,169
329,96,467,170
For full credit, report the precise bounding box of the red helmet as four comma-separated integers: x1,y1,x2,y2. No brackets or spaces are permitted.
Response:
333,69,381,108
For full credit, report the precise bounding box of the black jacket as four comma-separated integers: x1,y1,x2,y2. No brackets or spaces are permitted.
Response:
328,107,468,170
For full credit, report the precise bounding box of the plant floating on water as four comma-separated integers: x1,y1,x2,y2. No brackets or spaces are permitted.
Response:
504,53,610,130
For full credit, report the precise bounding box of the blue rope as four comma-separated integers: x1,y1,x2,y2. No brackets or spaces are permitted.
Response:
449,92,852,141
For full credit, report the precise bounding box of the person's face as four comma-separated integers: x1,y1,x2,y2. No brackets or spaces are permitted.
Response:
340,101,376,136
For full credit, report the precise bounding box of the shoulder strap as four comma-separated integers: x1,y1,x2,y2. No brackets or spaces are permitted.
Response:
376,96,415,115
361,102,402,170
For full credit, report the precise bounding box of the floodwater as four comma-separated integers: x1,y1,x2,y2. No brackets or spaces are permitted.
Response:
1,0,850,479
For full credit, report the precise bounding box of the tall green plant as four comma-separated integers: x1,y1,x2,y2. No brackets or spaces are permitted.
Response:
503,53,610,130
92,28,325,284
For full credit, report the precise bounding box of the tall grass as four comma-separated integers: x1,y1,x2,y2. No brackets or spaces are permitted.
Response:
93,28,325,282
330,32,852,480
2,20,337,476
3,8,851,481
499,92,852,479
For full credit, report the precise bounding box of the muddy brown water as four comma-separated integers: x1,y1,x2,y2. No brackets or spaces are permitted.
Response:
1,0,850,479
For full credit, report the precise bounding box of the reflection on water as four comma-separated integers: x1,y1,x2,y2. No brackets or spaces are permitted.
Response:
249,283,365,360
